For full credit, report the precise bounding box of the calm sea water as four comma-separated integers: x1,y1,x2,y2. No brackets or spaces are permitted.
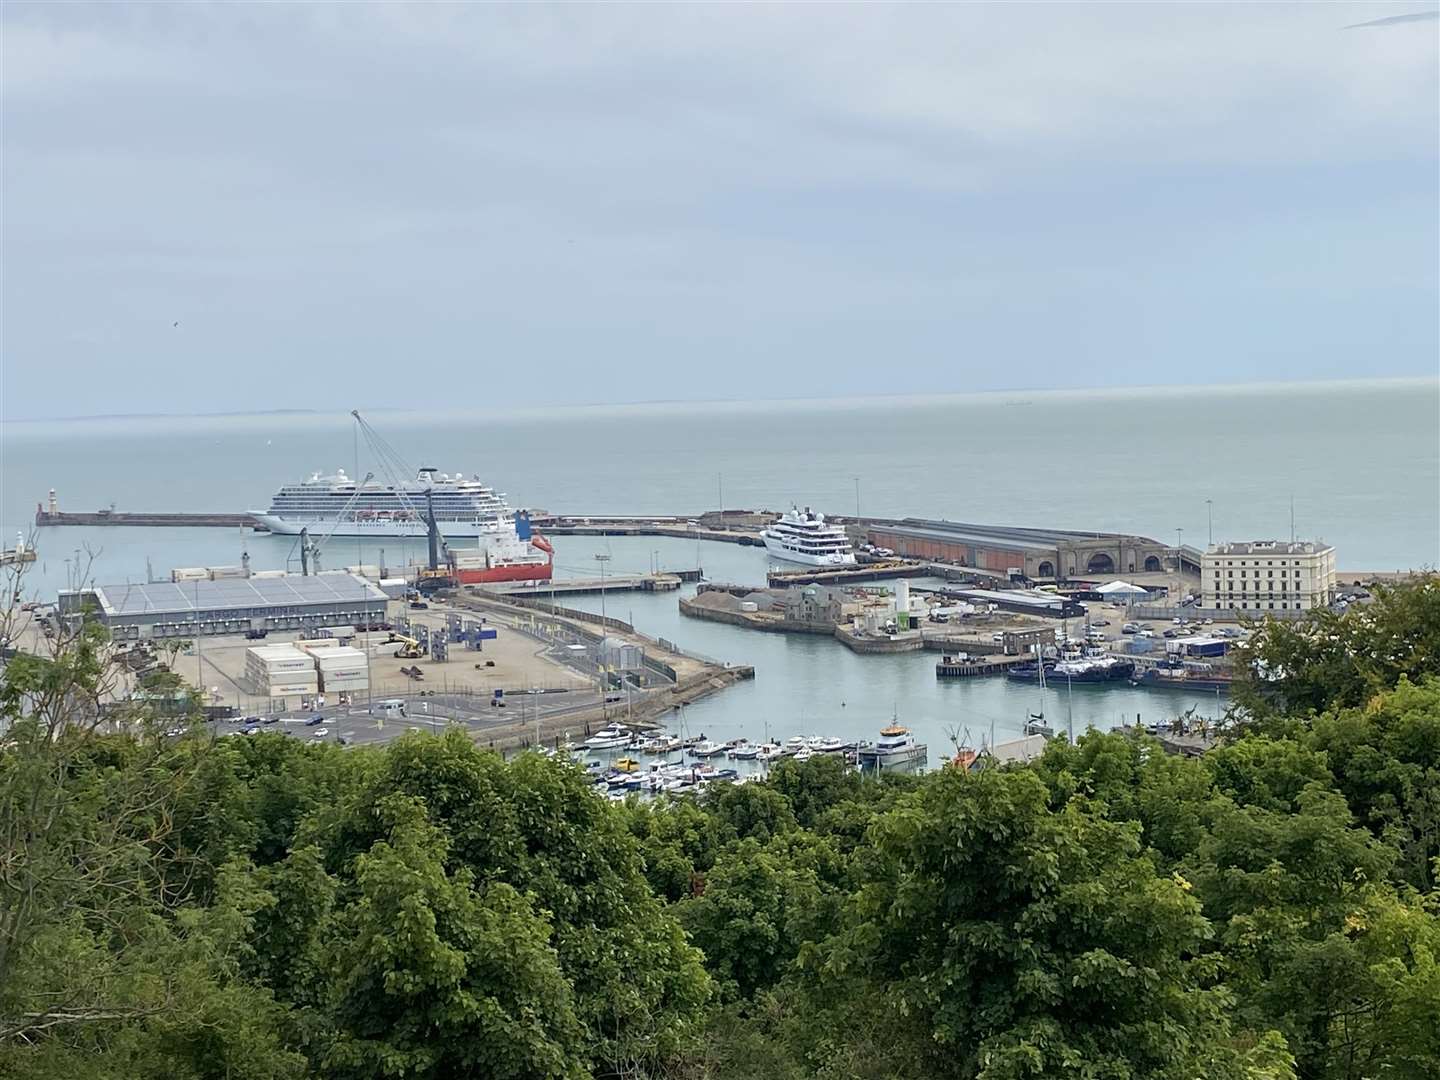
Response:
4,379,1436,752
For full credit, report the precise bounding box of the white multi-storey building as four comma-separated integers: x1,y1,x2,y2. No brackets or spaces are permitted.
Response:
1201,540,1336,613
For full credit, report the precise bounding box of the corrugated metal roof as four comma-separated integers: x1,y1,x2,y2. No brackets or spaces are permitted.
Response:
868,522,1060,553
951,588,1065,609
77,573,386,617
870,518,1161,552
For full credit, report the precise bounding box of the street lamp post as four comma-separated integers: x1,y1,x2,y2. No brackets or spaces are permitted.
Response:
1175,528,1184,573
1205,499,1213,547
594,554,611,623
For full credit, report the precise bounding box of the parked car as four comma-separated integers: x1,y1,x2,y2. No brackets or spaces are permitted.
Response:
305,715,325,726
311,728,329,738
242,725,262,736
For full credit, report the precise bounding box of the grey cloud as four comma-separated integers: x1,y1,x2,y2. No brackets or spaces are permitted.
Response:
1,2,1436,419
1344,11,1439,29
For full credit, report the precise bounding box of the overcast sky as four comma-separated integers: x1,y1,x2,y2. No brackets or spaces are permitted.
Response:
2,3,1436,420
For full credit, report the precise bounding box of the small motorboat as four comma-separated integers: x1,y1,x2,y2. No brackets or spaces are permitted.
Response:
585,723,632,750
613,757,642,773
756,742,786,762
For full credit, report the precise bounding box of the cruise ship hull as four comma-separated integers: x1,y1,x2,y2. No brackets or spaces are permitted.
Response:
251,514,494,538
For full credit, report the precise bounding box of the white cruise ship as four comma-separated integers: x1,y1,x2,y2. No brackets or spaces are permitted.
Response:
761,506,857,567
252,468,514,537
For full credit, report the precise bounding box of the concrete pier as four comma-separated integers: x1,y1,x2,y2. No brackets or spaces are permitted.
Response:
766,561,930,588
934,654,1029,678
35,510,268,530
473,572,691,597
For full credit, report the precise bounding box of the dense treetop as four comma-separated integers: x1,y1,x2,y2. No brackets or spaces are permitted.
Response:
2,577,1437,1078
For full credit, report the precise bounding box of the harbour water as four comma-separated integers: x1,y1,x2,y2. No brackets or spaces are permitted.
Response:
3,379,1436,757
551,533,1225,759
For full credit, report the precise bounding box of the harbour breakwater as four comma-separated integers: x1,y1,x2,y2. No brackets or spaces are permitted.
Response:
35,510,269,530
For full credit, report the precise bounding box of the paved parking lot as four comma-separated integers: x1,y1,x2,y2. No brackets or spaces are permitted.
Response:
203,680,648,749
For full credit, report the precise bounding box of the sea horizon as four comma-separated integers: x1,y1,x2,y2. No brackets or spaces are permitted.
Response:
3,373,1435,432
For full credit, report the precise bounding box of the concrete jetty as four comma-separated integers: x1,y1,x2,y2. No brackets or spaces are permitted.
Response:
35,510,268,530
765,561,931,588
474,572,691,597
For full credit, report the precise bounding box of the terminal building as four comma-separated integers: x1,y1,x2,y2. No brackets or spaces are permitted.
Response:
863,519,1179,580
1200,541,1336,613
58,572,388,641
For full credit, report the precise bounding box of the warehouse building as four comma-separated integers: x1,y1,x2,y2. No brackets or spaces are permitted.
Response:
58,572,388,641
864,519,1177,580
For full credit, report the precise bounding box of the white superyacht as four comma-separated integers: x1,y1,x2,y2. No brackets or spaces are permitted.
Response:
761,507,857,567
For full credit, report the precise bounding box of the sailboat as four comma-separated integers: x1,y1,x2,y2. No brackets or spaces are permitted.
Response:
1025,646,1054,737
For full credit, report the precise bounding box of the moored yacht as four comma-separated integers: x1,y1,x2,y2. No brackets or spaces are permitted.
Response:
761,507,857,567
584,723,633,750
858,719,928,774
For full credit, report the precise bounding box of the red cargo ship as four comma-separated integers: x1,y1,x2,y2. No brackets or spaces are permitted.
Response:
448,511,553,584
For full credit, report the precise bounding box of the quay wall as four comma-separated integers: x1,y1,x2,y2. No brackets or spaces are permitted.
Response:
677,595,833,635
833,625,925,654
36,511,267,530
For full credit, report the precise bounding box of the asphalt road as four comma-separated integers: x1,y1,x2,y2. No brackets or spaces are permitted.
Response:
200,684,643,750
